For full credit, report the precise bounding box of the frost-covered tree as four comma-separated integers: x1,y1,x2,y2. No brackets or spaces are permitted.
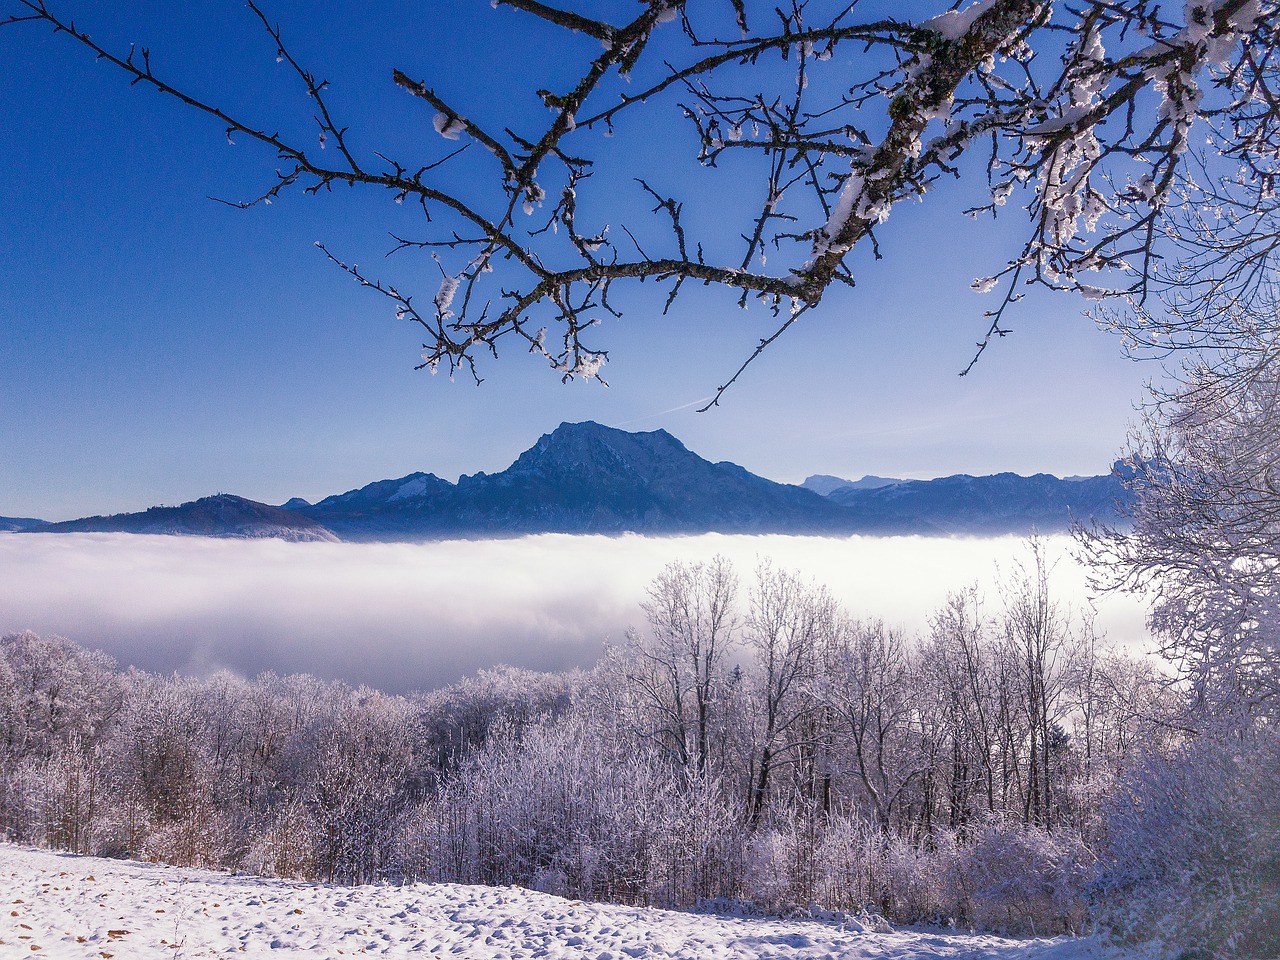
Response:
823,619,923,832
302,688,417,883
1081,350,1280,722
1000,541,1077,829
413,664,581,776
0,631,121,762
4,0,1275,395
1073,327,1280,953
629,556,739,774
742,561,832,823
919,587,1031,832
0,632,121,850
0,605,1169,936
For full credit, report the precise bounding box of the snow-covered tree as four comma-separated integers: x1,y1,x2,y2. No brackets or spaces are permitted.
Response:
5,0,1274,393
1081,351,1280,722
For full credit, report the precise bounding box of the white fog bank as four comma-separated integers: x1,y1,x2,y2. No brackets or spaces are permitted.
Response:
0,532,1150,692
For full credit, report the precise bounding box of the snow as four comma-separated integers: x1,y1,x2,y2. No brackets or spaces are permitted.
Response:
824,173,866,244
1123,0,1263,157
1077,284,1116,300
432,112,466,141
921,0,1003,41
433,275,460,320
0,844,1129,960
654,2,679,24
389,476,433,502
805,165,890,269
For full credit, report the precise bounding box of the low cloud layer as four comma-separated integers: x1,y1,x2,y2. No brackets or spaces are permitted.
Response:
0,533,1149,692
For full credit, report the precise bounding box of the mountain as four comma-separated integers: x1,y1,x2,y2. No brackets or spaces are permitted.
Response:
0,516,45,532
300,421,852,539
802,474,904,496
25,422,1130,541
34,494,339,542
825,471,1128,534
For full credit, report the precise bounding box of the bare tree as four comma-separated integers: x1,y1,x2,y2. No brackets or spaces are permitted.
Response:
4,0,1274,397
924,587,1001,827
1000,539,1075,829
824,618,922,832
630,556,739,774
742,561,831,824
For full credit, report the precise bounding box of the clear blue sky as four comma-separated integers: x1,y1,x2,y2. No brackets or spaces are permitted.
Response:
0,0,1152,521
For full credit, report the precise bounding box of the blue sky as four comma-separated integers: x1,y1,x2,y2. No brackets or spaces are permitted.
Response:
0,0,1152,521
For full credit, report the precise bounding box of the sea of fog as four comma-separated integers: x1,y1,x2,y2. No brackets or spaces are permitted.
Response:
0,533,1150,693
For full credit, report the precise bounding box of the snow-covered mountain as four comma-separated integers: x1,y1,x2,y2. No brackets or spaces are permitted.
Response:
33,494,338,542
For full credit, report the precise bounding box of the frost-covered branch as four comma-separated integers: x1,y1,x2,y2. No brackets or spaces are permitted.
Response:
5,0,1278,392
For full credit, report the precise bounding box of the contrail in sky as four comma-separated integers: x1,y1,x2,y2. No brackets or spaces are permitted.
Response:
609,397,716,428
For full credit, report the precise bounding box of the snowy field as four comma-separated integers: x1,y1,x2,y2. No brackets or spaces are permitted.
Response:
0,845,1135,960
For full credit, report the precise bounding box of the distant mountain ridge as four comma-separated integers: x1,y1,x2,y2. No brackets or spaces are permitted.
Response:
821,471,1126,535
33,494,339,542
0,516,45,532
8,422,1130,541
802,474,905,496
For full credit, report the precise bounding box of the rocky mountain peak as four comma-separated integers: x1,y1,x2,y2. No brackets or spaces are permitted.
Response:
503,421,687,479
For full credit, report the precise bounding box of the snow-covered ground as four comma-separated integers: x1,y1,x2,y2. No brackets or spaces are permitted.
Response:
0,845,1129,959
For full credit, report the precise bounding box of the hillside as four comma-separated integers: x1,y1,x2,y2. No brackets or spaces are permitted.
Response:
34,494,338,542
0,516,44,532
823,471,1128,534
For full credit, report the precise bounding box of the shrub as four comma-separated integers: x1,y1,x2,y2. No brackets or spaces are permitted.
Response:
1095,725,1280,958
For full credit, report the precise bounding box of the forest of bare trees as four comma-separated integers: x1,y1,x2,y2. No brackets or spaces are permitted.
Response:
4,547,1274,951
